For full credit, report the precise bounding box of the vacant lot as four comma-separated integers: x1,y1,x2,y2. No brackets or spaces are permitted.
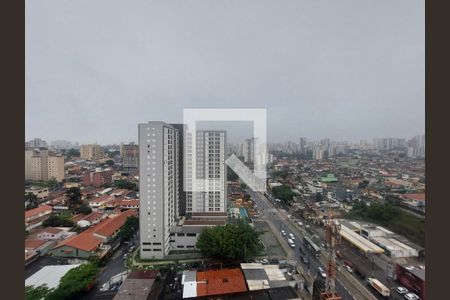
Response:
254,220,287,258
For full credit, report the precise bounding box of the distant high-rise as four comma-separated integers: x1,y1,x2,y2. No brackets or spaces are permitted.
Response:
25,138,48,149
185,130,227,214
138,122,179,259
299,137,307,155
50,140,73,150
80,144,103,160
313,145,325,160
120,143,139,170
25,149,64,182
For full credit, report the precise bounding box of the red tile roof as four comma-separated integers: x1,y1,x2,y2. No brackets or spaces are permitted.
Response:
25,205,53,220
71,211,106,223
94,210,136,237
53,210,137,253
53,226,103,252
402,193,425,202
196,268,247,296
25,239,47,250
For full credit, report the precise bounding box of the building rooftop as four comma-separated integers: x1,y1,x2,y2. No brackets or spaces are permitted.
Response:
25,205,52,220
25,264,80,289
240,263,290,291
196,268,247,297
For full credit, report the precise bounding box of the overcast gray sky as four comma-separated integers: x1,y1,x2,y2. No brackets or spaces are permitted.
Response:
26,0,424,144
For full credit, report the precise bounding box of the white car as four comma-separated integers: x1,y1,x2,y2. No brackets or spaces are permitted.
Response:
396,286,409,294
281,230,287,236
298,222,303,226
344,265,353,273
317,267,327,278
404,292,419,300
289,233,295,239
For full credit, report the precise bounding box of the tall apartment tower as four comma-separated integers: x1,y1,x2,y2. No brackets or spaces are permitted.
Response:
80,144,103,160
120,143,139,170
185,130,227,214
138,122,179,259
299,137,307,155
170,124,187,216
25,149,65,182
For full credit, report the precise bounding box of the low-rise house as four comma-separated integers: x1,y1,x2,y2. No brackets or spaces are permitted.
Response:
25,186,49,200
33,227,72,240
71,211,107,228
89,194,113,209
25,239,54,265
25,205,53,230
50,210,137,259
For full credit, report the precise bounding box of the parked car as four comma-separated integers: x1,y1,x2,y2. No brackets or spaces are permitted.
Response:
281,230,286,236
298,221,303,227
344,265,353,273
404,293,420,300
289,233,295,240
396,286,409,295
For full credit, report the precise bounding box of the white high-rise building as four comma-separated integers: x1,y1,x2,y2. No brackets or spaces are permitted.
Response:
138,122,179,259
185,130,227,213
313,145,325,160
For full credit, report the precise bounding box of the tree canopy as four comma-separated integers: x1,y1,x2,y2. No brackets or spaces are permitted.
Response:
66,148,80,158
75,204,92,215
45,263,99,300
118,216,139,241
25,192,39,210
196,222,264,261
66,187,83,209
272,185,295,203
114,180,136,190
25,284,53,300
43,214,74,228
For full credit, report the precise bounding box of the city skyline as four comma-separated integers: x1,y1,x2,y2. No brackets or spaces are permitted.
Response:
26,0,424,144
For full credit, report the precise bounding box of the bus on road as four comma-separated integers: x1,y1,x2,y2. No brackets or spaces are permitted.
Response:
303,235,321,257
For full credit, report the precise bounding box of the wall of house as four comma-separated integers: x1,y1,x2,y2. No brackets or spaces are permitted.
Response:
50,245,93,258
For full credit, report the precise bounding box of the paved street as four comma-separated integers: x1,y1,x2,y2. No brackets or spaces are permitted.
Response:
248,189,380,300
82,234,139,300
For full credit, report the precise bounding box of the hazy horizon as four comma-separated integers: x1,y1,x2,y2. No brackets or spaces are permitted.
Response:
26,0,424,145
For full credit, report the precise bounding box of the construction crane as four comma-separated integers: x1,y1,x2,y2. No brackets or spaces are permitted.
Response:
320,215,342,300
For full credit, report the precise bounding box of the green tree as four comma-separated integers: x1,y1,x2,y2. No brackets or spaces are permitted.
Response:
105,159,115,167
46,263,99,300
43,215,74,227
25,284,53,300
25,192,39,210
76,205,92,215
196,222,264,261
118,216,139,241
272,185,295,203
66,148,80,158
114,180,136,190
66,187,82,209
